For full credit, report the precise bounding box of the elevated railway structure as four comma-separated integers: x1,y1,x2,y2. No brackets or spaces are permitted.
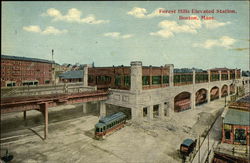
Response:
1,91,109,139
1,61,246,139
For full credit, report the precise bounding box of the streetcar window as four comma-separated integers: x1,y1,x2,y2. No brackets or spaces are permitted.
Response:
103,126,106,130
100,128,102,132
96,128,99,132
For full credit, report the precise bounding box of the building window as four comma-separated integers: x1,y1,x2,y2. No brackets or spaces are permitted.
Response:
142,76,150,85
45,80,50,84
163,76,169,84
234,129,246,144
152,76,161,85
88,75,94,83
174,75,181,83
6,82,16,87
124,76,130,87
225,130,231,140
115,75,121,86
221,74,228,80
211,74,220,81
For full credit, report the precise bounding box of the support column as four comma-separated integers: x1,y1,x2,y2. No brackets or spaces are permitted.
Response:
169,98,175,115
165,64,174,87
219,87,221,99
99,101,106,119
208,70,211,83
130,61,142,92
159,103,164,119
207,90,211,103
191,93,195,109
40,102,48,140
131,107,143,121
82,103,87,114
147,106,153,120
219,70,222,81
83,64,88,87
192,69,196,85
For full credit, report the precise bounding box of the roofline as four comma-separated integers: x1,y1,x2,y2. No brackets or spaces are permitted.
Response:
1,54,55,64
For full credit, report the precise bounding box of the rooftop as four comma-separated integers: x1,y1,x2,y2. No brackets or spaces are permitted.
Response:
229,95,250,111
1,54,54,64
224,109,250,126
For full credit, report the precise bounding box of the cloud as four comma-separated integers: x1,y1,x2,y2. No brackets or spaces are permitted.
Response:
43,8,109,24
103,32,133,39
150,17,202,38
203,20,231,29
23,25,67,35
150,16,230,38
127,7,170,18
193,36,236,49
42,26,68,35
23,25,41,33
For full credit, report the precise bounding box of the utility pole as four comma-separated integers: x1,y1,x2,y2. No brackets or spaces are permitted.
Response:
51,49,55,85
52,49,54,61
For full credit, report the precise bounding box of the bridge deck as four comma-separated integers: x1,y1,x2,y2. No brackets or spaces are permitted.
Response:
1,90,109,114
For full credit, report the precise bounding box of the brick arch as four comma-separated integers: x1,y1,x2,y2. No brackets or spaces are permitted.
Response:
210,86,219,101
221,84,228,97
195,88,208,106
174,91,191,112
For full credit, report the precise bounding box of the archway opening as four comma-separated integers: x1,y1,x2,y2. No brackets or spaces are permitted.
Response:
210,86,219,101
195,89,207,106
174,92,191,112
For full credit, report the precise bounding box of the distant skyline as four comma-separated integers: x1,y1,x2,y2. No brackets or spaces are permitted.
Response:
2,1,249,70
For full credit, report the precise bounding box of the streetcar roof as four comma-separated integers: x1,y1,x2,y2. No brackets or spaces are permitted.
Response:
99,112,126,124
95,123,106,128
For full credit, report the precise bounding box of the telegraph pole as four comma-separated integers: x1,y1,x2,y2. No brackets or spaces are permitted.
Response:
52,49,54,61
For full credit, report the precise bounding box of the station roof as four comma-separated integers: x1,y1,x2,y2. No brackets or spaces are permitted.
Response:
224,109,250,126
1,54,54,64
59,70,83,79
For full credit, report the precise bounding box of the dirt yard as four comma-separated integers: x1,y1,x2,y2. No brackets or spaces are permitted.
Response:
1,99,226,163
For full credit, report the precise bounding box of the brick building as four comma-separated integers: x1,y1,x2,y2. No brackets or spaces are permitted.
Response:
222,95,250,146
1,55,54,87
213,95,250,163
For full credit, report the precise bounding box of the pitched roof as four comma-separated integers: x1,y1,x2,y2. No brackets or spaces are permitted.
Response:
1,54,54,64
59,70,83,79
224,109,250,126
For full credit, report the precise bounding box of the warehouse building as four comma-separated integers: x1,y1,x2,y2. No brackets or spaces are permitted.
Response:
1,55,54,87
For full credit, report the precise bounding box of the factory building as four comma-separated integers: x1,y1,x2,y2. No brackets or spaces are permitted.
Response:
1,55,54,87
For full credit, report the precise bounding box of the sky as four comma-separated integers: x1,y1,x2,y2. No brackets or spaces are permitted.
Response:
2,1,249,70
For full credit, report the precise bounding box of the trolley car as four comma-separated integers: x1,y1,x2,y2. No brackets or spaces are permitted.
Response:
95,112,126,139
